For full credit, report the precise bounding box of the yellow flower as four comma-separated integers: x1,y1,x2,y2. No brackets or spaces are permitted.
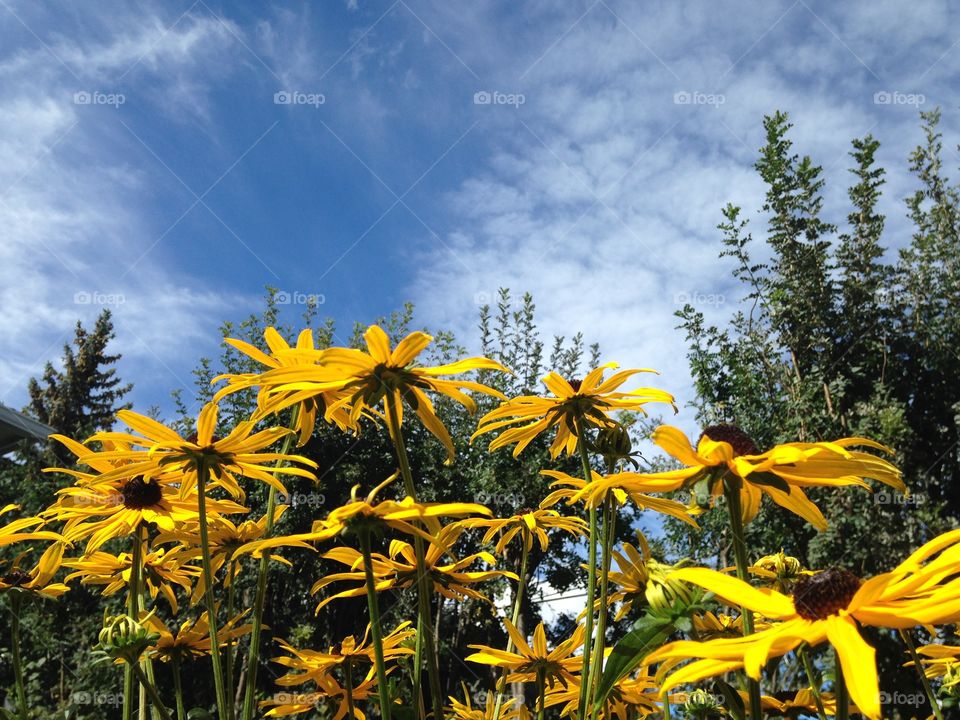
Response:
236,477,491,558
312,524,516,612
143,609,252,663
260,624,414,718
0,542,69,598
546,669,668,720
646,529,960,719
0,504,63,547
457,507,588,554
734,689,859,716
539,469,696,527
213,326,360,442
261,674,379,719
80,402,318,500
637,424,905,530
605,541,698,619
467,620,584,688
156,507,291,603
747,549,811,594
255,325,509,463
447,690,523,720
473,363,675,459
271,622,414,686
63,544,200,613
42,476,246,553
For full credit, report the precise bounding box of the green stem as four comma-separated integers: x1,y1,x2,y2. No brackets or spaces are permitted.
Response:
576,424,597,716
901,628,944,720
130,663,174,720
124,531,144,720
359,529,393,720
385,394,443,720
344,661,356,720
225,560,237,720
172,654,186,720
536,666,546,720
492,537,530,719
722,479,761,720
10,592,28,719
196,460,229,720
587,495,615,717
834,647,849,720
799,644,828,720
241,407,299,720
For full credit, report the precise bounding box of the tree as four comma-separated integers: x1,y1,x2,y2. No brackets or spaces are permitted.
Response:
668,110,957,717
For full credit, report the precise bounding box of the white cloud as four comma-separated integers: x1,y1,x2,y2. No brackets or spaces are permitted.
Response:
407,0,960,433
0,5,254,410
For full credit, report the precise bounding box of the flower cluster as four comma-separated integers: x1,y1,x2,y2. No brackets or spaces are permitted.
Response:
2,322,953,720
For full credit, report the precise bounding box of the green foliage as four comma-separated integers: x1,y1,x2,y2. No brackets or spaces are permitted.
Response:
667,108,960,718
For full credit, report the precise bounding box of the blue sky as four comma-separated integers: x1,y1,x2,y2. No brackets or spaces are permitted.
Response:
1,0,958,424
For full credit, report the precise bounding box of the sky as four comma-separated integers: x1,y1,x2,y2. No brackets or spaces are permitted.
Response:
1,0,958,429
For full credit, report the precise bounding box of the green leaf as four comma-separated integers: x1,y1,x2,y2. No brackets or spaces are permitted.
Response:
714,679,746,720
592,612,679,709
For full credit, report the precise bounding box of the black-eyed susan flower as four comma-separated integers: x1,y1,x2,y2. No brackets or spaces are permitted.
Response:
78,402,318,500
261,674,379,719
456,507,588,554
63,544,200,612
447,690,524,720
312,524,516,611
213,326,360,442
236,477,491,558
467,620,585,689
0,542,69,599
271,622,414,686
156,507,292,603
539,469,696,526
142,609,253,663
605,541,697,620
473,364,675,459
42,477,246,552
635,424,905,530
546,668,670,720
646,529,960,719
255,325,509,463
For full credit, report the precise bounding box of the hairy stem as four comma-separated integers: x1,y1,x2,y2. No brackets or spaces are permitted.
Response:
196,460,229,720
359,529,393,720
723,479,761,720
385,394,443,720
241,407,299,720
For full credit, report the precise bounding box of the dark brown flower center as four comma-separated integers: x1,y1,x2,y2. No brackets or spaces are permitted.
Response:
699,424,759,457
792,569,862,620
121,476,163,509
567,378,583,393
2,569,30,586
